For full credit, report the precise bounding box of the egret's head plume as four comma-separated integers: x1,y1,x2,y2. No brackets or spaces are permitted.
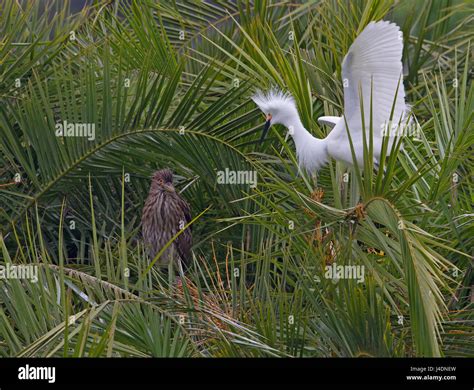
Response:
252,89,298,124
251,88,298,143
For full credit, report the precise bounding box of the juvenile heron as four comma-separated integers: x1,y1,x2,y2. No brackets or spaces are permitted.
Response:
142,169,192,269
252,21,409,172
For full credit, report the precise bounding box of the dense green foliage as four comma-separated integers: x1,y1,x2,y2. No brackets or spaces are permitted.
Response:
0,0,472,357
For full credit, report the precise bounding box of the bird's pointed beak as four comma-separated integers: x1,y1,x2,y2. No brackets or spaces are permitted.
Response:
259,114,272,144
164,183,175,192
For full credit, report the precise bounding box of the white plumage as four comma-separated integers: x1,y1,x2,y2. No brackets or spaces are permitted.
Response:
252,21,409,171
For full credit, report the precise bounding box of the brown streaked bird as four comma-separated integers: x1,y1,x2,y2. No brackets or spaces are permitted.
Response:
142,169,192,269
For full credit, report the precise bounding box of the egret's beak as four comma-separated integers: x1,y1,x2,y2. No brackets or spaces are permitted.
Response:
259,114,272,144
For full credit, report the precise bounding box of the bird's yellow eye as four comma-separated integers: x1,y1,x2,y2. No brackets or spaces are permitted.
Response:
158,179,164,185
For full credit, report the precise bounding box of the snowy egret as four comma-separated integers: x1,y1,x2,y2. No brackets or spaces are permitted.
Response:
252,21,408,172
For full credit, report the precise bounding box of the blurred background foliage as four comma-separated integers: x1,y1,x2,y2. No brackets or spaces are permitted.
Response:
0,0,472,357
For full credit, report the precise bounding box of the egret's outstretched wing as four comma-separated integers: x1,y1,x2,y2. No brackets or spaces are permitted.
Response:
317,116,340,129
341,21,407,140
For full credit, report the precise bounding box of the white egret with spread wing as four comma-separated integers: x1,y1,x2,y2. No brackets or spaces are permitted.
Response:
252,21,409,172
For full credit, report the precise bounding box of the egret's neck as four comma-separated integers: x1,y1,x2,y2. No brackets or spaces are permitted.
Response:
283,115,329,172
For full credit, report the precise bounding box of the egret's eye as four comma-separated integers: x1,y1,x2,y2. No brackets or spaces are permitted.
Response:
158,179,164,185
